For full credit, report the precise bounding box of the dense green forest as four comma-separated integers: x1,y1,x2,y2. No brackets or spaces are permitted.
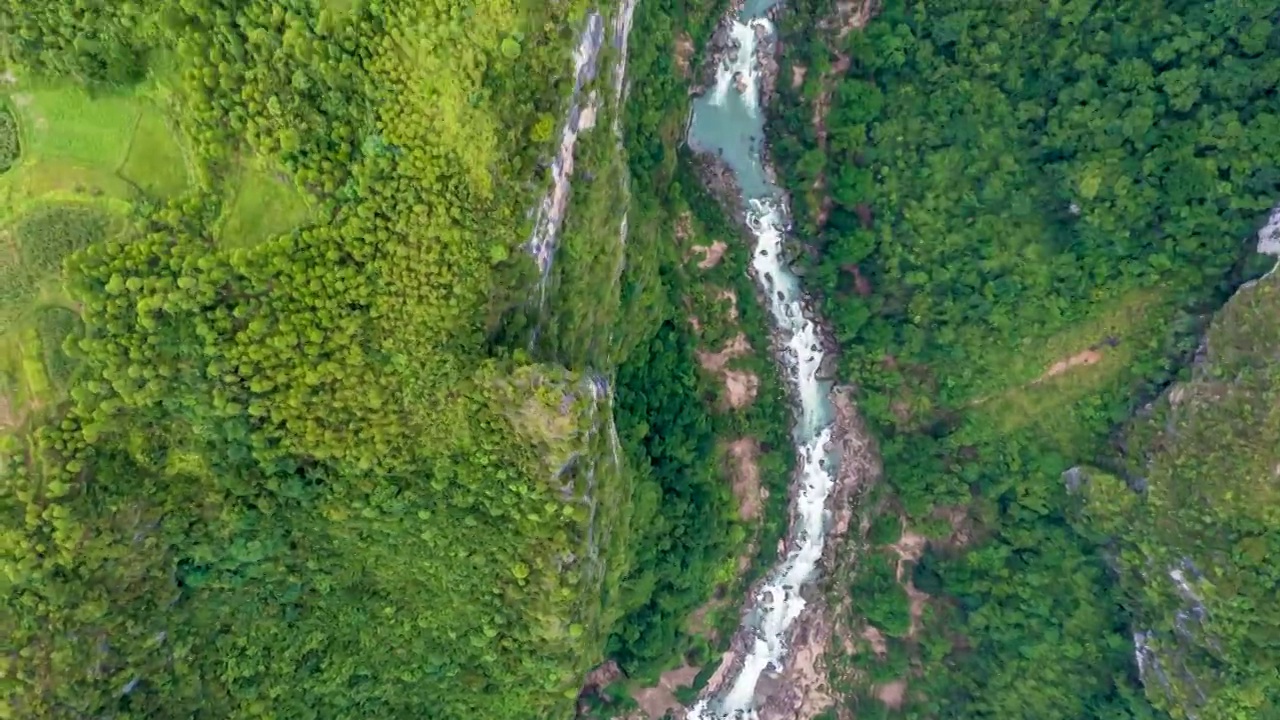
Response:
7,0,1280,717
0,0,810,716
768,0,1280,717
0,0,693,716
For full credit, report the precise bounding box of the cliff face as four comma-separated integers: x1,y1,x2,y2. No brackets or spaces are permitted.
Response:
1073,261,1280,719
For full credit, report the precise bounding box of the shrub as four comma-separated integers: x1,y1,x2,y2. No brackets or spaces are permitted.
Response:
15,203,110,274
868,513,903,545
34,306,83,388
0,109,19,171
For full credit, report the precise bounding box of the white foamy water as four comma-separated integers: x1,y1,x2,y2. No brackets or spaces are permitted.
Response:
1260,204,1280,258
710,19,772,112
687,4,839,718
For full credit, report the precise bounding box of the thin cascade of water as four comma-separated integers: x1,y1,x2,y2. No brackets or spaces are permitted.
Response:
527,12,606,313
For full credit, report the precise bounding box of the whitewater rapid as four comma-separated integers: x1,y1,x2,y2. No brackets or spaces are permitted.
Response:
687,5,840,718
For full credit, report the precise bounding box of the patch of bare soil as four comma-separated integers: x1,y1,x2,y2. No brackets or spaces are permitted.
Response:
875,679,907,710
688,314,703,334
728,438,764,521
972,338,1119,407
686,594,725,641
904,582,928,640
632,664,701,720
691,240,728,269
932,504,973,549
889,529,929,638
860,625,888,657
578,659,624,713
1036,348,1104,382
791,64,808,89
889,529,926,564
675,32,696,78
697,333,750,372
697,334,759,408
834,0,877,39
722,369,760,409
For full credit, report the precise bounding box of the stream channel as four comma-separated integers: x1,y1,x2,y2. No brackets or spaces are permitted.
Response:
686,1,841,718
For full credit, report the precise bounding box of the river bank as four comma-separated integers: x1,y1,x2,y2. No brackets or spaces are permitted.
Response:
682,1,880,717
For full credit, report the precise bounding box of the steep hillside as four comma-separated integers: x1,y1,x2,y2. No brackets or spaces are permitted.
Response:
1076,260,1280,719
1,0,808,717
0,0,639,717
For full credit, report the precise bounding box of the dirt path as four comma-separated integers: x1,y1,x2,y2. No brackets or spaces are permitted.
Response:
0,393,17,431
1036,348,1103,382
970,344,1113,407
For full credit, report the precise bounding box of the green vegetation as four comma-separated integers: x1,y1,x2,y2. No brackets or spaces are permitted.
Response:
32,305,82,387
8,0,1273,717
119,109,190,197
850,552,910,639
0,0,660,717
0,108,17,171
609,321,736,674
0,77,192,211
867,513,902,545
1076,270,1280,719
0,0,802,716
216,160,313,249
770,0,1280,717
10,84,140,169
0,202,113,329
581,0,804,691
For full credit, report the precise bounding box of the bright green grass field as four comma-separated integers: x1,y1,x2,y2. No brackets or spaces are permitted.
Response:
218,161,315,248
119,108,191,197
11,85,139,169
3,80,190,202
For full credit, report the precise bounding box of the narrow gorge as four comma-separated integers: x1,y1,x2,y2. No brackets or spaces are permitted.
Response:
684,2,871,717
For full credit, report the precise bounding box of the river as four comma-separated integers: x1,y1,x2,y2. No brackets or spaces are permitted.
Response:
686,2,841,718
